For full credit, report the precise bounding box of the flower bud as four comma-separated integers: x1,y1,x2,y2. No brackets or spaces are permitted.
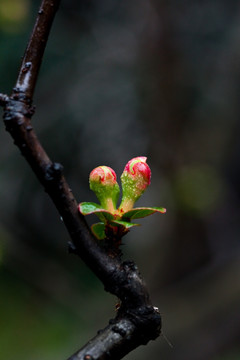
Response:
89,166,120,212
120,157,151,212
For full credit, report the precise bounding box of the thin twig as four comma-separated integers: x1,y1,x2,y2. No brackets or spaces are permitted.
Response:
14,0,61,100
0,0,162,359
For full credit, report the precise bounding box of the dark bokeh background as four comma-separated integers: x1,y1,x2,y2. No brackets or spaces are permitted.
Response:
1,0,240,359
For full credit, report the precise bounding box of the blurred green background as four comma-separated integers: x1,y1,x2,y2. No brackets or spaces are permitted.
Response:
1,0,240,359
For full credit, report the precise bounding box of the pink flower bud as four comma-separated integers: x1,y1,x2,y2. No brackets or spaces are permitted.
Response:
124,156,151,189
120,157,151,212
90,166,117,185
89,166,120,212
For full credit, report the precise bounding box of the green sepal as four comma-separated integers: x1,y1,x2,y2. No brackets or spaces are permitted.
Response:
90,179,120,210
91,222,106,240
122,206,166,220
110,220,140,229
79,202,115,222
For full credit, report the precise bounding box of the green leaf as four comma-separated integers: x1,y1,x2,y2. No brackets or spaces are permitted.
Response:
110,220,140,229
122,207,166,220
91,222,106,240
79,202,103,214
78,202,115,222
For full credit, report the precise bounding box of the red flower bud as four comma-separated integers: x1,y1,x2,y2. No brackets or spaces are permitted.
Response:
124,156,151,189
120,157,151,212
89,166,120,212
90,166,117,185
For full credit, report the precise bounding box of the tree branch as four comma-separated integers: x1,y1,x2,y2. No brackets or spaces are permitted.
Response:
0,0,162,359
67,313,161,360
14,0,61,101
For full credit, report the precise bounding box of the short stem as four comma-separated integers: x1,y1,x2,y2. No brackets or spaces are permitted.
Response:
119,198,135,213
103,198,115,213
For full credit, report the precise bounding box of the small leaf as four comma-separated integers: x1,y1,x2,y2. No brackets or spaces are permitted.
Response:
79,202,115,222
122,206,166,220
91,222,106,240
79,202,104,215
110,220,140,229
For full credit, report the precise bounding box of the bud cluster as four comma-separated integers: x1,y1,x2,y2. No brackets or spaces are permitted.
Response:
89,157,151,213
79,156,166,241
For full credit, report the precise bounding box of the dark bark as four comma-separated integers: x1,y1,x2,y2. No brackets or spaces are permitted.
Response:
15,0,61,100
67,314,160,360
0,0,162,359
